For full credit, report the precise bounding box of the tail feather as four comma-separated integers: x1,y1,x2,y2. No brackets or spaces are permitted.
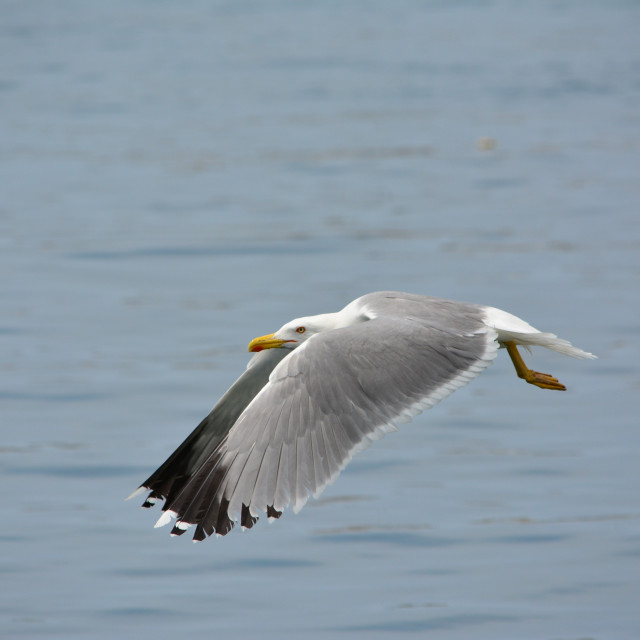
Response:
497,329,596,360
483,306,595,360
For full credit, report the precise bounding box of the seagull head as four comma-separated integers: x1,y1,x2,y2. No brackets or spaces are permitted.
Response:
248,314,334,352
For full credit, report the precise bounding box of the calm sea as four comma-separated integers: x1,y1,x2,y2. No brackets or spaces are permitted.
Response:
2,1,639,638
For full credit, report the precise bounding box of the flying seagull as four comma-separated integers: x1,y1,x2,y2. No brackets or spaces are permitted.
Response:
129,291,595,541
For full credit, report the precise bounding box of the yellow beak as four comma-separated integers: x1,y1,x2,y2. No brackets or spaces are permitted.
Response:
248,333,293,352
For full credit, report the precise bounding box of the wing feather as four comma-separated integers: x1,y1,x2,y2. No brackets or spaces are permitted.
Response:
131,349,288,510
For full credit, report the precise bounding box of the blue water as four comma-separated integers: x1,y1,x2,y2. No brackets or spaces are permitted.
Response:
2,1,639,638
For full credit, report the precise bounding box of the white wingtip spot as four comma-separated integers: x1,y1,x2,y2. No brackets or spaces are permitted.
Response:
125,486,147,501
154,510,177,528
170,521,193,537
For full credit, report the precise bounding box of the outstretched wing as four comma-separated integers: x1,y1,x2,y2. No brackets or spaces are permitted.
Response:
157,313,498,540
130,348,289,510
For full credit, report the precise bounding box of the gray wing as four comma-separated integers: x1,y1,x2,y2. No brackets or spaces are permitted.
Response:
130,348,289,509
161,312,499,540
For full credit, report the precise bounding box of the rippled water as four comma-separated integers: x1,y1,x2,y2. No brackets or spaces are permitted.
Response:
2,1,639,638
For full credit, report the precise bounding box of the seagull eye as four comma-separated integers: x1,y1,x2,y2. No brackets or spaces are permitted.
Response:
296,326,306,334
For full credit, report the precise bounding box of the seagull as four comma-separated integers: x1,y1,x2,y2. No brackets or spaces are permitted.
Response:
129,291,595,541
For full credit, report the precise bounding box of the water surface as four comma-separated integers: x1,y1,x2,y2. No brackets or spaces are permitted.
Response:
2,1,639,638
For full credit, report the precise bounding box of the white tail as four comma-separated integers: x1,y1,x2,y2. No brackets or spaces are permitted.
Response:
496,329,596,359
483,306,596,360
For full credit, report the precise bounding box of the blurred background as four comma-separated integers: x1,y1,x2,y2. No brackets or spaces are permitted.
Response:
2,1,639,638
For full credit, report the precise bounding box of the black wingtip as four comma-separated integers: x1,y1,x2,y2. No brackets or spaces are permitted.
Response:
241,504,259,529
267,505,283,519
141,490,164,509
193,525,207,542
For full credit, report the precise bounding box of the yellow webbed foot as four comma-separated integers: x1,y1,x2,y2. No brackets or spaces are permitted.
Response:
504,341,566,392
520,368,566,391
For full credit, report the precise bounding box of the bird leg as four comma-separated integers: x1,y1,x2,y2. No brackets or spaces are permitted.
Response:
504,341,566,391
